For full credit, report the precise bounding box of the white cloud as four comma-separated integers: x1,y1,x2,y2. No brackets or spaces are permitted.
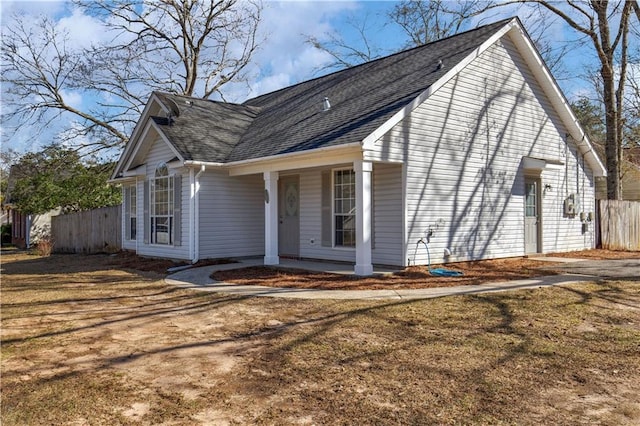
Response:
236,0,360,99
0,0,66,19
55,6,109,48
59,89,84,109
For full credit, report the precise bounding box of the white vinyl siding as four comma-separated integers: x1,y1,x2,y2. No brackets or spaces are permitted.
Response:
367,36,595,265
197,169,264,259
371,163,403,266
298,164,403,265
300,167,353,263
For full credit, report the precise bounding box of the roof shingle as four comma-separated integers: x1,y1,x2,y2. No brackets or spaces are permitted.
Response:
152,18,512,163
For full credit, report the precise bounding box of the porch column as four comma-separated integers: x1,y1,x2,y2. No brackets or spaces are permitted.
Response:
354,160,373,276
264,171,279,265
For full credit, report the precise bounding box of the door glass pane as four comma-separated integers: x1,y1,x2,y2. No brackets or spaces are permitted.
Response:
525,182,536,217
285,182,298,217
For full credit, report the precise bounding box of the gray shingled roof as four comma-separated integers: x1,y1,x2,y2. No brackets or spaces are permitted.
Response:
152,93,260,162
152,18,512,164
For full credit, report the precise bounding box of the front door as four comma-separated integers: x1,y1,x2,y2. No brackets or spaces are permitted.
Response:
524,178,541,254
279,175,300,257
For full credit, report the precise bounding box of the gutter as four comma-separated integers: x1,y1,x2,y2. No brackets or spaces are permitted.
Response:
183,160,225,168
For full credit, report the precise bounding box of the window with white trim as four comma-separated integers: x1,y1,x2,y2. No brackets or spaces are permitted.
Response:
128,185,137,240
150,164,174,245
334,169,356,247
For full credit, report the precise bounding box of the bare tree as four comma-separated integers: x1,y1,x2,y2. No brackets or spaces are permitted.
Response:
1,0,262,157
390,0,487,47
305,1,567,77
305,1,488,71
305,13,386,72
518,0,636,200
1,16,133,155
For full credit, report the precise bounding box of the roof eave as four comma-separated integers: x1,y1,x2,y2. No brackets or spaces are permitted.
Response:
227,142,363,176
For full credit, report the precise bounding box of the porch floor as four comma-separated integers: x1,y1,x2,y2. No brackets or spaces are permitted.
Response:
225,257,401,276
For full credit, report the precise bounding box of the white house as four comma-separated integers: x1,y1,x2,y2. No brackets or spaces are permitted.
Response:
110,17,606,275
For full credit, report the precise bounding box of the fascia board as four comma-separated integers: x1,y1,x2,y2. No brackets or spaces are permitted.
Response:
107,176,137,184
123,120,155,172
166,159,185,169
111,92,170,180
122,119,186,174
508,23,607,177
122,164,145,177
361,19,517,150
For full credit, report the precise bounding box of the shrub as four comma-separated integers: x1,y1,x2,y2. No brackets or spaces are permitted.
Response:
1,223,11,245
34,237,54,257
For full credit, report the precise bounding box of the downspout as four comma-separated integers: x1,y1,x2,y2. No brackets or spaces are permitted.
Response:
191,165,205,263
135,177,139,254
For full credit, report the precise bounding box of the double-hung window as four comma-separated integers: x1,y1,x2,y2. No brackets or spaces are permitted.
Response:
334,169,356,247
150,164,174,245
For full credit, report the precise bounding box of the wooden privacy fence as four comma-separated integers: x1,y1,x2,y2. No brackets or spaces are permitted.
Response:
51,205,121,254
599,200,640,251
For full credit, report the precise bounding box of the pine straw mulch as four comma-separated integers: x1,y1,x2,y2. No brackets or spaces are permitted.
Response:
210,249,640,291
106,250,235,273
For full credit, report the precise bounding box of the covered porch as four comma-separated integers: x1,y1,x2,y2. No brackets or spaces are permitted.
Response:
228,146,403,276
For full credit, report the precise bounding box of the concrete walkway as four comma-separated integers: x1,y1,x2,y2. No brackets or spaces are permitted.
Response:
164,257,620,300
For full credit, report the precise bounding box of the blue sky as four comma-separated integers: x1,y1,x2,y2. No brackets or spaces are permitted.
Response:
0,0,631,157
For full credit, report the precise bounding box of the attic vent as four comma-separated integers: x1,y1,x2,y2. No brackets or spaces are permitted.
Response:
165,98,180,118
437,59,443,70
185,100,193,107
322,97,331,112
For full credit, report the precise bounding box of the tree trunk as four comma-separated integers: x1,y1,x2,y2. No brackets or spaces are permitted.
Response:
602,68,622,200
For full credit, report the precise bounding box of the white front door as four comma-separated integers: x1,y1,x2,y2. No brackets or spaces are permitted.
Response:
524,178,540,254
279,176,300,257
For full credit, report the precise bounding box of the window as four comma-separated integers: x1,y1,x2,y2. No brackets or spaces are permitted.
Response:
334,169,356,247
150,164,174,245
525,182,537,217
128,185,137,240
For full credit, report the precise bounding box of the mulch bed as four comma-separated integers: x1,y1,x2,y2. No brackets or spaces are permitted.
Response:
211,249,640,290
210,257,561,290
107,251,235,273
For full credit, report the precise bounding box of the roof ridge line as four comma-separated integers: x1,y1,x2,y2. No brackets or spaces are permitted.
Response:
243,17,515,105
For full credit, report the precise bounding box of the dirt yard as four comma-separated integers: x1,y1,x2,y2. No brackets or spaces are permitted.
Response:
1,249,639,425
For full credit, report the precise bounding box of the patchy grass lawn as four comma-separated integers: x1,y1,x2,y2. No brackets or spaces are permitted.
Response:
1,251,639,425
